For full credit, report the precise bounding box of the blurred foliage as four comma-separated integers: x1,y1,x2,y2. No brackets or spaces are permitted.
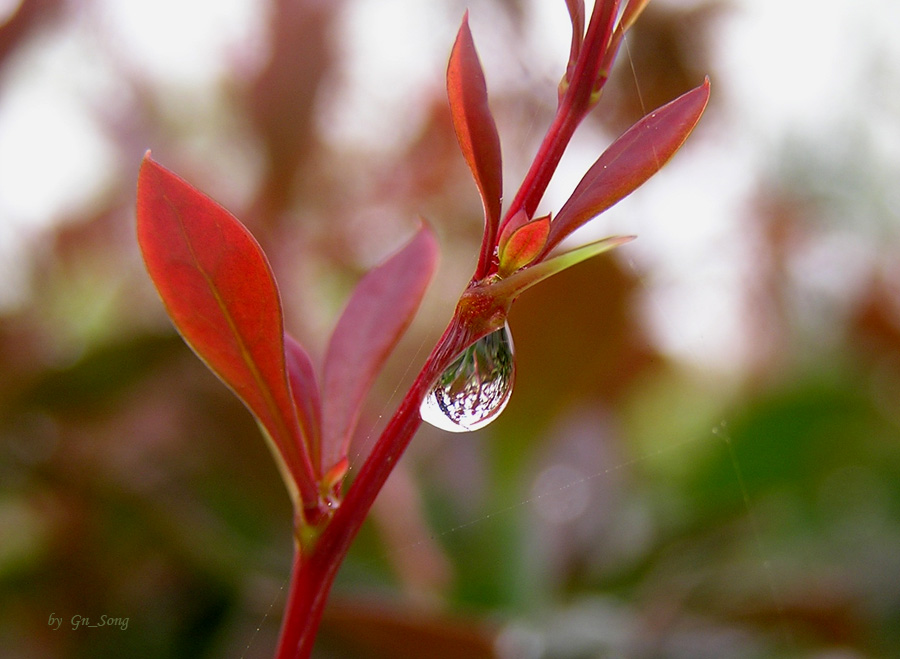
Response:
1,0,899,657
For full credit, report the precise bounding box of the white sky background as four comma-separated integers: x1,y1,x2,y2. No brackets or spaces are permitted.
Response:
0,0,897,371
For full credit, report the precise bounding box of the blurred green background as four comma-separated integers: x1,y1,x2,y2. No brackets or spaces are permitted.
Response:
2,0,899,657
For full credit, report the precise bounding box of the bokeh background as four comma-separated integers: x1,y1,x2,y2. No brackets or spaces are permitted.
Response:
2,0,899,657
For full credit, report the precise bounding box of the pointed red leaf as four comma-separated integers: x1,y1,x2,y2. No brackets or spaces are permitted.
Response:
136,154,316,504
447,12,503,278
285,334,322,472
498,215,550,277
546,78,710,254
321,224,439,474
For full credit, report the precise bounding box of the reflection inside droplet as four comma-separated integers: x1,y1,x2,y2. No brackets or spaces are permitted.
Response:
420,322,515,432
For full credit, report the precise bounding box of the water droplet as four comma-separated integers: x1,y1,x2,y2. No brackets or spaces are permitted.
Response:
420,322,515,432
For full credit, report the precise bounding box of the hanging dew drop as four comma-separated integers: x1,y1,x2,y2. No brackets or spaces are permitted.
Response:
420,322,515,432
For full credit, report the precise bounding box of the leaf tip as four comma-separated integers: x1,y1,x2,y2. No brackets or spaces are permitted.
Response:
700,75,712,101
453,10,473,47
139,150,159,179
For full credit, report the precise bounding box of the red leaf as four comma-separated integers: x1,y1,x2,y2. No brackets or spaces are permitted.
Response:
320,224,439,474
496,209,529,252
285,334,322,471
447,12,503,279
546,78,711,254
498,215,550,277
136,154,316,504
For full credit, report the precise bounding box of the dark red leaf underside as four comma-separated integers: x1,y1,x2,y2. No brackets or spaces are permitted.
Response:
285,334,323,472
320,224,439,474
546,77,711,254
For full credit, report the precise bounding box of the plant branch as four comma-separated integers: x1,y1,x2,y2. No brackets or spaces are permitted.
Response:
499,0,618,242
274,313,483,657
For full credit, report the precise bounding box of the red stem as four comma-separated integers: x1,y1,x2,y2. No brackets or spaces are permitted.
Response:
494,0,617,275
501,95,584,233
274,317,475,657
273,3,625,651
